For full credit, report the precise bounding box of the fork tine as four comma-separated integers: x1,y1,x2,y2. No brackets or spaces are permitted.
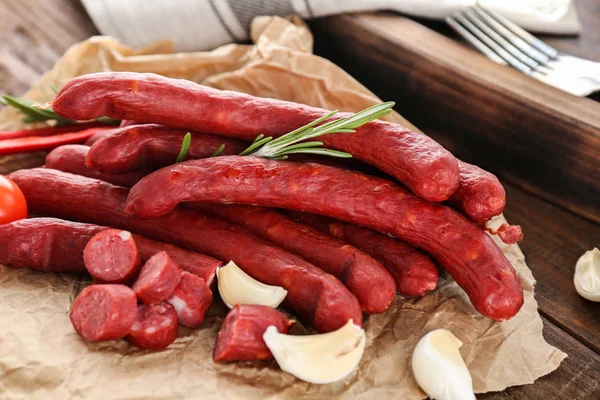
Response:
472,7,550,65
446,16,507,65
479,6,559,59
463,9,540,70
452,13,533,75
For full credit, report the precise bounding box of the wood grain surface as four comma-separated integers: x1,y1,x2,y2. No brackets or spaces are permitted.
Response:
1,0,599,398
309,12,600,226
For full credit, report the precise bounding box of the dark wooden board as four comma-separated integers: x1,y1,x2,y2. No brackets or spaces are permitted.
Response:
309,12,600,225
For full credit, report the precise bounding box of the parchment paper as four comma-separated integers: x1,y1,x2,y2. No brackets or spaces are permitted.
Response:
0,16,565,400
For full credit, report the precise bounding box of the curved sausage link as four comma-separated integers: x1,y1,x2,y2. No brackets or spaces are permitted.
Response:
51,72,460,202
86,124,246,174
288,212,439,297
191,203,396,314
9,169,362,332
125,156,523,321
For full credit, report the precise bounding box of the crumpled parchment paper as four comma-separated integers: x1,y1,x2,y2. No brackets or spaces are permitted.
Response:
0,15,565,400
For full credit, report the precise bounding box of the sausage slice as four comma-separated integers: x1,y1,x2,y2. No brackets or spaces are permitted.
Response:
84,229,142,283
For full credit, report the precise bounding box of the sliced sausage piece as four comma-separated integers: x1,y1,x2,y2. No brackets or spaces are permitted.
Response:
10,169,362,332
126,302,179,350
0,218,104,274
0,217,220,282
214,304,294,362
51,72,460,202
124,157,524,322
45,145,146,187
191,203,396,314
289,212,439,297
84,229,142,284
70,284,137,341
167,272,213,328
86,124,246,174
132,251,183,304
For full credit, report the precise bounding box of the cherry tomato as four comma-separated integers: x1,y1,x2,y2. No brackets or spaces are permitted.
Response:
0,175,27,224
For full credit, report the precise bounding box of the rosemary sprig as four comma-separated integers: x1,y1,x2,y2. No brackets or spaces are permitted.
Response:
210,144,226,157
0,94,120,126
176,133,192,163
241,101,395,159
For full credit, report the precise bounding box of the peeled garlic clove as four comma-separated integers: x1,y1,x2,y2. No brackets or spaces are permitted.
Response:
411,329,476,400
217,261,288,308
263,319,365,384
574,248,600,302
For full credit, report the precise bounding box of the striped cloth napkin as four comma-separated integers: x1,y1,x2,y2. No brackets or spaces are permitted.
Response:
82,0,580,52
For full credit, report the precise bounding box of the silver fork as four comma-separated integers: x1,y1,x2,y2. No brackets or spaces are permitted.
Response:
446,6,600,97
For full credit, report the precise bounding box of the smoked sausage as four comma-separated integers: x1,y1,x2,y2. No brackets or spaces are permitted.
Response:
125,157,524,321
51,72,460,202
289,212,439,297
9,169,363,332
213,304,294,362
0,217,220,284
166,272,212,328
86,124,246,174
70,284,137,341
83,229,142,284
126,302,179,350
46,145,146,187
133,251,183,304
191,203,396,314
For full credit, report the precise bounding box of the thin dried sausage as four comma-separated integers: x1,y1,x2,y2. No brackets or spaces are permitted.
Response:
70,284,137,341
191,203,396,314
126,302,179,350
133,251,183,304
167,272,212,328
125,157,524,321
51,72,460,202
288,212,439,297
83,229,142,284
9,169,362,332
86,124,246,173
46,145,146,187
213,304,293,362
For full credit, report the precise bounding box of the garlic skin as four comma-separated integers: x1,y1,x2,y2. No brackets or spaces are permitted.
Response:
574,248,600,302
411,329,476,400
217,261,288,308
263,319,365,384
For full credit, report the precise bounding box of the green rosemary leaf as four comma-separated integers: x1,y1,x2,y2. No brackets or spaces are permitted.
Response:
210,144,226,157
277,148,353,158
95,116,121,125
239,136,273,156
51,85,60,93
176,133,192,163
250,134,265,145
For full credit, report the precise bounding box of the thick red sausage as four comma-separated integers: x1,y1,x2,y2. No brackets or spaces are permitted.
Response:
213,304,294,362
46,145,146,187
0,218,103,274
86,124,247,174
125,157,524,321
83,229,142,284
70,284,137,341
191,203,396,314
126,302,179,350
0,217,220,282
166,272,212,328
51,72,460,202
9,169,362,332
133,251,183,304
289,212,439,297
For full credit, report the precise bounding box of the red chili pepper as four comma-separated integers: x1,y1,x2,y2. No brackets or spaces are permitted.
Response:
0,127,113,155
0,121,108,141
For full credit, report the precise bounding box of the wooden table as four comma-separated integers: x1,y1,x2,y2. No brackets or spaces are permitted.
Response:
1,0,599,398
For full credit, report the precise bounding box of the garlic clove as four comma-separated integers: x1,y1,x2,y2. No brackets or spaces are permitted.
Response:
217,261,288,308
263,319,365,384
411,329,476,400
574,248,600,302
